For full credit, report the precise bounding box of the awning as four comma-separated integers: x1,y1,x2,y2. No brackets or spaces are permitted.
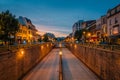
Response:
91,37,98,40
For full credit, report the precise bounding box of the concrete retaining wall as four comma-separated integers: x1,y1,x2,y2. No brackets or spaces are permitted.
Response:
66,43,120,80
0,43,54,80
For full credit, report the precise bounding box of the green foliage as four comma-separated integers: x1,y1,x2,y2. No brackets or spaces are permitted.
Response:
38,37,42,42
74,30,83,41
43,34,49,42
0,10,19,43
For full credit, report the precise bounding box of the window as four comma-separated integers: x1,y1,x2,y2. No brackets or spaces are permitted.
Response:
115,17,118,24
103,26,107,33
113,26,119,34
111,9,115,15
117,6,120,12
103,18,105,24
109,19,111,25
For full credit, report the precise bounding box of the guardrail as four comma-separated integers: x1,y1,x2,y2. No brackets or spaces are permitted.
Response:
0,43,50,53
67,42,120,51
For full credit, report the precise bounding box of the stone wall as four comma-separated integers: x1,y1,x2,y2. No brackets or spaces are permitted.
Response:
66,43,120,80
0,43,54,80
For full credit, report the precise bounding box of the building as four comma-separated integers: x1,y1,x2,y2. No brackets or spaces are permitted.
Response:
96,18,102,42
16,16,38,44
25,18,38,42
80,20,96,43
101,15,108,42
72,20,84,36
107,4,120,44
86,20,98,43
82,20,95,29
44,33,55,42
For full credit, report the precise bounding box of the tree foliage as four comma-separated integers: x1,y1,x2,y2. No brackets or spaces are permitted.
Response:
0,10,19,43
74,30,83,41
43,34,49,42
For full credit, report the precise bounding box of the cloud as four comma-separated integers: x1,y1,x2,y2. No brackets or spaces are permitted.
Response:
34,24,71,37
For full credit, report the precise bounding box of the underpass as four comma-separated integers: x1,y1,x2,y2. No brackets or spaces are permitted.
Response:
23,44,99,80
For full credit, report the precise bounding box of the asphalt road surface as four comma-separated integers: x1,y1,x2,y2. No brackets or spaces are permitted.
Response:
23,47,99,80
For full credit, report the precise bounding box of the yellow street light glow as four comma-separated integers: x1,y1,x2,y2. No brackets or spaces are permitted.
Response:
74,44,77,48
47,44,48,47
51,43,52,46
21,50,24,55
87,33,91,37
83,31,86,34
17,49,24,59
41,45,43,49
59,51,62,55
30,34,33,38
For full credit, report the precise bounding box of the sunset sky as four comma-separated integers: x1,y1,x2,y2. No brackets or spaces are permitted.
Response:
0,0,120,37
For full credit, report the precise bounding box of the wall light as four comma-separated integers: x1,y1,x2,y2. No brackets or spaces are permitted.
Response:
74,44,77,48
41,45,43,49
21,50,24,55
47,44,49,47
59,51,62,56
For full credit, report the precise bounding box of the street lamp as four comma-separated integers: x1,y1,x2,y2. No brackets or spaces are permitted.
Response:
87,32,91,43
83,31,86,34
82,31,86,43
87,33,91,37
59,51,62,56
59,49,62,80
21,50,24,55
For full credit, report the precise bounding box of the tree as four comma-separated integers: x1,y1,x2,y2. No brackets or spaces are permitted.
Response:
38,37,42,42
74,30,83,41
43,34,49,42
0,10,19,44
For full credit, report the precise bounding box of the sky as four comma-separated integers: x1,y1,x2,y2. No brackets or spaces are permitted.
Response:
0,0,120,37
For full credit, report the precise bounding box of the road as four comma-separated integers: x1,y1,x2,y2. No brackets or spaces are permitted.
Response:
62,48,99,80
23,47,99,80
23,48,60,80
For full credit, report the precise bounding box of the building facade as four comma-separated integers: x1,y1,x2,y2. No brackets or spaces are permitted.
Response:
82,20,95,29
16,16,38,44
96,18,102,43
101,15,108,42
107,4,120,44
87,21,97,43
72,20,84,36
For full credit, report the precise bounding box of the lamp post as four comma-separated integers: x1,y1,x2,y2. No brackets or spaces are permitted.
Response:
83,31,86,43
87,32,91,43
59,47,62,80
19,49,24,76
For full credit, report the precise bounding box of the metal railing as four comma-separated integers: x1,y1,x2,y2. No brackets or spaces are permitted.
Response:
67,42,120,51
0,43,42,53
79,43,120,51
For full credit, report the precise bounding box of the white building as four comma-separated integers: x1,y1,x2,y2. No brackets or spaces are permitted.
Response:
107,4,120,44
72,20,84,36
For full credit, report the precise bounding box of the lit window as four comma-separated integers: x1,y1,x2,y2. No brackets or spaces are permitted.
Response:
113,27,119,34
